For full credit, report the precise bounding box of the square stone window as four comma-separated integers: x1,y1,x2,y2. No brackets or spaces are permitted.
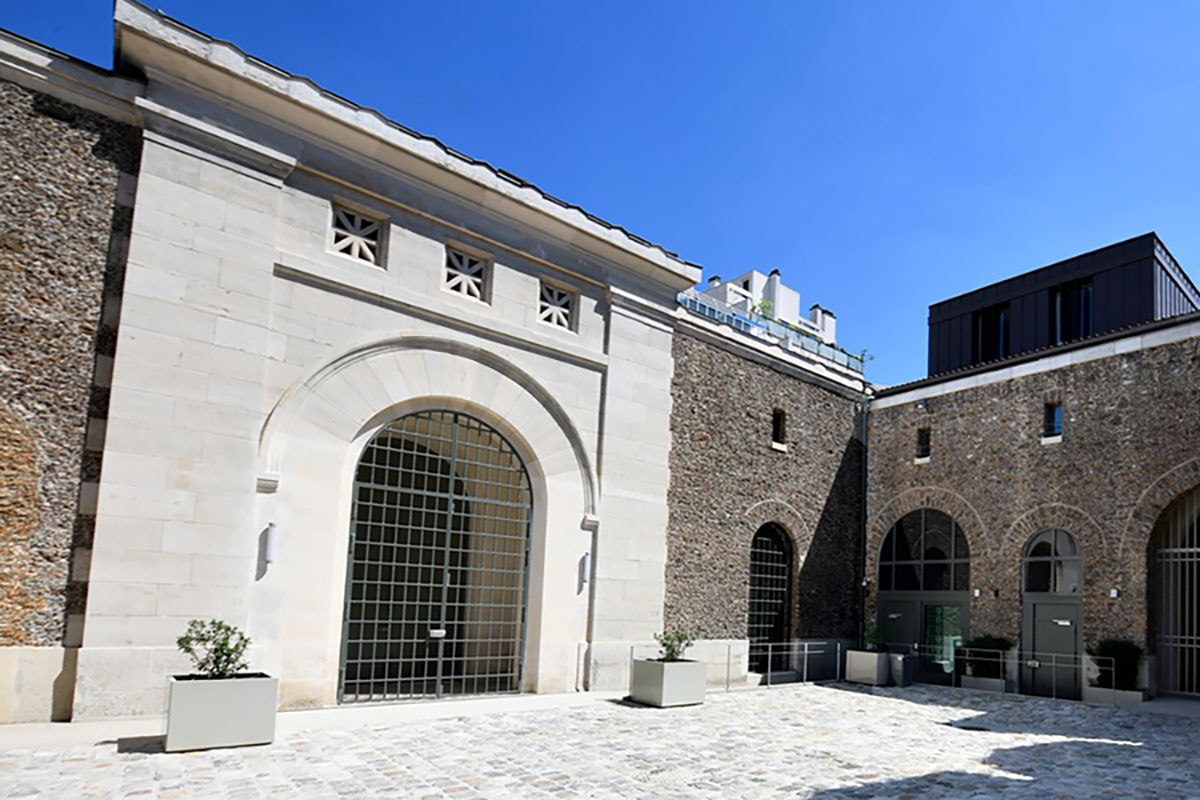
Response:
538,281,575,330
331,203,384,265
445,247,489,301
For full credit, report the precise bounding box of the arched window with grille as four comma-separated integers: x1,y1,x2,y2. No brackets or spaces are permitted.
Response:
876,509,970,684
748,524,793,673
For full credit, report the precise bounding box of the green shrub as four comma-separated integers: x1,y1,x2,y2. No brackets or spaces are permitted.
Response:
863,625,888,652
176,619,250,679
963,635,1011,679
653,630,697,662
1087,639,1143,691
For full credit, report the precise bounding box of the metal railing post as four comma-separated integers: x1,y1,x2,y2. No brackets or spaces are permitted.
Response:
726,643,732,693
767,643,773,688
802,642,809,683
1051,653,1057,701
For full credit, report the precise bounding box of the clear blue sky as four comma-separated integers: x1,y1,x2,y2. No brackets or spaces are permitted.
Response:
7,1,1200,384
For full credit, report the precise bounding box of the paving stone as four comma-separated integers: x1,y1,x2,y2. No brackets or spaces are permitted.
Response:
2,684,1199,798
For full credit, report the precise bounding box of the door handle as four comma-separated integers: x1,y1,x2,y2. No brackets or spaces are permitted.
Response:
888,613,902,620
429,629,447,639
1052,619,1072,627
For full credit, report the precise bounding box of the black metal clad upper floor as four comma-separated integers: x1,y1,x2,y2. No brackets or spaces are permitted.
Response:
927,233,1200,376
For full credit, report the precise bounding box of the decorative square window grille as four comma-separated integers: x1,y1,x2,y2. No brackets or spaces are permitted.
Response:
538,282,574,329
331,205,382,264
445,248,487,300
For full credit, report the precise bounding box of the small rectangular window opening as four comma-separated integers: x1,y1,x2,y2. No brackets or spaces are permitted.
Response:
916,427,931,459
771,409,786,445
1043,402,1063,438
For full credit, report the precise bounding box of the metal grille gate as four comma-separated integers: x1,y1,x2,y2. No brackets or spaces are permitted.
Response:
339,410,532,702
748,524,792,673
1153,487,1200,696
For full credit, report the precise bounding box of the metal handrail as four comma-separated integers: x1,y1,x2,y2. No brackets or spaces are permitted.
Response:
888,642,1120,705
627,639,843,694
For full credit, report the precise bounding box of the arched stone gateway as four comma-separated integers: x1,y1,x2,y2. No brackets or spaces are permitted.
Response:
340,410,533,702
240,335,597,709
1149,485,1200,697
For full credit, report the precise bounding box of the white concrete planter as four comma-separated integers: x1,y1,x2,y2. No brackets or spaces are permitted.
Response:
629,659,706,707
845,650,889,686
165,673,278,752
1082,686,1146,708
961,675,1006,693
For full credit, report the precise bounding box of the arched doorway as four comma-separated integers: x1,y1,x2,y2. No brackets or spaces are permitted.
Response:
748,524,793,673
1020,530,1083,700
338,410,533,702
1150,487,1200,696
876,508,970,684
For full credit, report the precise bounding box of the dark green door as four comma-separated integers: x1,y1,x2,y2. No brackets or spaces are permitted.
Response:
879,598,919,650
1022,601,1081,700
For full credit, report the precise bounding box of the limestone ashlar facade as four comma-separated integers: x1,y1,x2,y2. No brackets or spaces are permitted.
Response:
867,313,1200,650
0,68,141,721
665,329,865,644
45,0,712,719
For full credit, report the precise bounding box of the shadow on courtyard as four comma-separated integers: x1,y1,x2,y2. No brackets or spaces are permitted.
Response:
95,734,166,754
818,681,1198,741
810,737,1144,798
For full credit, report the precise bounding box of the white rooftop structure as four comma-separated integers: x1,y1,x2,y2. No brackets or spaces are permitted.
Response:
701,269,838,345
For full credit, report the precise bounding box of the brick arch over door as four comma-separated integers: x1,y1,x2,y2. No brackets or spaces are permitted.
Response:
868,487,985,580
743,499,806,560
1006,504,1115,644
868,487,983,625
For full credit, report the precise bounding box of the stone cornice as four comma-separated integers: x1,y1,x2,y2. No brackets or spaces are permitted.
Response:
0,30,143,124
112,0,701,293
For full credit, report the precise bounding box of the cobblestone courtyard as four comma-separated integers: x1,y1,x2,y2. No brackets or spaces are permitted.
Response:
2,683,1198,798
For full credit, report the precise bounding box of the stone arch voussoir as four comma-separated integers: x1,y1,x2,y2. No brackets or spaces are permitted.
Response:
743,498,807,553
259,334,598,516
1004,503,1109,563
1120,457,1200,564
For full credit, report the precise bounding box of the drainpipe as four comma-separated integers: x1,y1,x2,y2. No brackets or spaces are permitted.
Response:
858,396,870,650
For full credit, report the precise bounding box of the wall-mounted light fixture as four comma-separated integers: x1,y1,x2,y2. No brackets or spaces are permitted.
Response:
972,588,981,598
1109,588,1120,599
579,551,591,585
265,520,278,564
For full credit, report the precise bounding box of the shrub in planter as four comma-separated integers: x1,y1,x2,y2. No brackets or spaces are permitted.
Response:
963,635,1011,679
629,629,705,708
864,625,889,652
1087,639,1143,691
846,626,891,686
165,619,278,752
177,619,250,678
